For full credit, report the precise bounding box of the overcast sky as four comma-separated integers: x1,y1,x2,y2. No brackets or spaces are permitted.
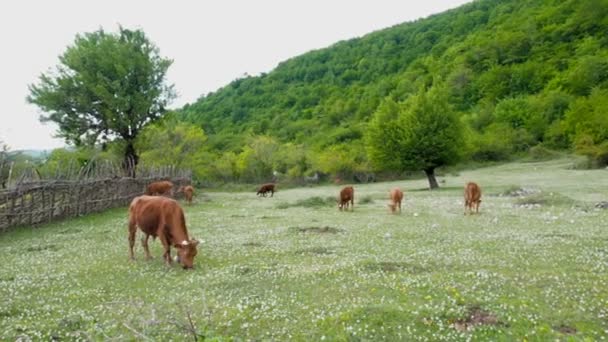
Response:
0,0,471,151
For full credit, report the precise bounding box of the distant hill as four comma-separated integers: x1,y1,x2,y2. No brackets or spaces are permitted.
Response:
10,149,53,160
176,0,608,165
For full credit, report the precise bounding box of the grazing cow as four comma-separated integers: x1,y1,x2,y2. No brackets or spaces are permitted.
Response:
145,180,174,197
177,185,195,204
128,195,199,269
464,182,482,215
256,183,276,197
388,188,404,214
338,186,354,211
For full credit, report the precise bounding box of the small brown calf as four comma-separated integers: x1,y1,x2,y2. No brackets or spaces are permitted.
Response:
464,182,482,215
338,186,354,211
145,180,174,197
177,185,195,204
256,183,276,197
388,188,404,214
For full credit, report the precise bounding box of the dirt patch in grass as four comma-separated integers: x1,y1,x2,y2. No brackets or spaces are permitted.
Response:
242,242,263,247
497,186,540,197
0,275,15,282
358,196,374,204
235,266,255,275
277,196,336,209
290,226,343,234
295,247,334,255
363,261,428,274
58,228,82,235
554,324,577,334
537,232,575,239
452,305,500,332
595,201,608,209
515,191,576,207
25,244,59,252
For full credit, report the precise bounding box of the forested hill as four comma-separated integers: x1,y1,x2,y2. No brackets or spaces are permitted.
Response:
178,0,608,162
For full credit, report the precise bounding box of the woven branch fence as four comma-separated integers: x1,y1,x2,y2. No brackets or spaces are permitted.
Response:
0,160,191,232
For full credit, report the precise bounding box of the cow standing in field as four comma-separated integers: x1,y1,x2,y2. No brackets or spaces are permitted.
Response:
177,185,195,204
128,195,199,269
256,183,276,197
464,182,482,215
145,180,174,197
388,188,404,214
338,186,354,211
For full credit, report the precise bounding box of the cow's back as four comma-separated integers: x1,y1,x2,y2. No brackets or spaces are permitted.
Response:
146,181,174,196
129,195,183,237
390,188,403,202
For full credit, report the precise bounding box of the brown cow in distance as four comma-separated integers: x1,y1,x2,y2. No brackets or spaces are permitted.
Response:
338,186,354,211
256,183,276,197
146,180,174,197
464,182,482,215
388,188,404,214
177,185,195,204
128,195,199,269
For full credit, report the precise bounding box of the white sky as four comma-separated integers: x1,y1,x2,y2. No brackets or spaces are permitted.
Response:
0,0,471,151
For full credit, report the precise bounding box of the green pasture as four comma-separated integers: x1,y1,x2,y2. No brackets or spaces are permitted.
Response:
1,158,607,340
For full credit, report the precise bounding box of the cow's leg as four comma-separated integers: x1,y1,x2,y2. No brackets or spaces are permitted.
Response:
351,199,354,211
158,232,172,266
398,201,401,213
475,201,480,214
270,190,274,197
128,218,137,261
142,235,152,260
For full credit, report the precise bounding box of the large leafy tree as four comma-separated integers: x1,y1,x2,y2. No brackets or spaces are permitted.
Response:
366,85,464,189
136,117,211,180
28,27,175,176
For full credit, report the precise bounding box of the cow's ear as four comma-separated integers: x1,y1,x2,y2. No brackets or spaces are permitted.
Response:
190,239,200,246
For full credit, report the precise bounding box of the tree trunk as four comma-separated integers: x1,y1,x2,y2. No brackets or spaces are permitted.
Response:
424,168,439,189
123,142,139,178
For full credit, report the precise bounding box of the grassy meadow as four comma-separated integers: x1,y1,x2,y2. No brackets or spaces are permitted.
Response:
1,157,608,340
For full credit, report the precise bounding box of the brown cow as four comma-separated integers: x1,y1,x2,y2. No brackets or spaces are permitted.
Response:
128,195,199,269
256,183,276,197
388,188,404,214
464,182,482,215
338,186,354,211
177,185,195,204
145,180,174,197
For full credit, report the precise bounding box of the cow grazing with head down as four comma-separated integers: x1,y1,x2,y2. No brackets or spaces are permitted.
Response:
338,186,354,211
128,195,199,269
464,182,482,215
146,180,174,197
388,188,404,214
256,183,276,197
177,185,195,204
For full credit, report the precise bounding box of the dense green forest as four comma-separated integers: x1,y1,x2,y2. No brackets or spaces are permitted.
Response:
168,0,608,184
18,0,608,186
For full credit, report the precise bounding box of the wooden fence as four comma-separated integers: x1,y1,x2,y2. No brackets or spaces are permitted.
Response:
0,161,192,232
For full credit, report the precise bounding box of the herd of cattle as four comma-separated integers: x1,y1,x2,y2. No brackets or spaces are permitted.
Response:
128,180,482,269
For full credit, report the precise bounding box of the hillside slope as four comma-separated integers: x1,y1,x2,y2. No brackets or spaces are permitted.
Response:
178,0,608,156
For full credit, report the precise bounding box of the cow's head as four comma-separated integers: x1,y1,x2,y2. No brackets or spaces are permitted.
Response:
174,239,200,269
